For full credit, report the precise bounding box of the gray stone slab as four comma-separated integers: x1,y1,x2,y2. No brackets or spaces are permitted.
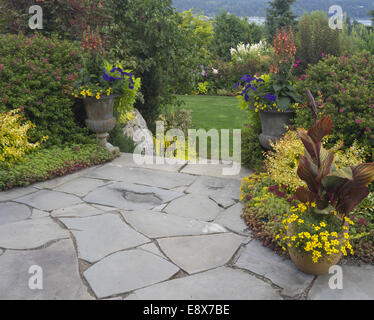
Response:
15,190,82,211
59,214,149,263
0,202,31,225
0,218,69,249
235,240,314,297
158,233,245,274
209,195,236,209
164,194,222,221
181,162,253,180
30,209,50,219
125,267,282,300
186,176,241,200
52,203,104,218
308,264,374,300
122,210,227,238
84,249,179,299
138,243,166,259
0,239,93,300
33,166,98,190
214,203,251,235
110,153,186,172
85,164,196,189
54,177,106,197
84,182,184,211
0,186,38,202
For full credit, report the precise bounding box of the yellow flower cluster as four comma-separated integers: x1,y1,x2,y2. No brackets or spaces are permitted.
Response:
72,87,112,99
252,99,299,113
240,173,268,201
277,207,355,263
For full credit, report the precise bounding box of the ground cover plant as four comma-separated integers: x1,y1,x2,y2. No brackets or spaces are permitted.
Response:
0,143,117,191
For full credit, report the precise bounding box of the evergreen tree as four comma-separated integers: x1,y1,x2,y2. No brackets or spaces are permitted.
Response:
265,0,297,42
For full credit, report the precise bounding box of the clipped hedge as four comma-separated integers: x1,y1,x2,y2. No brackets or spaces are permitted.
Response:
0,33,89,146
294,51,374,161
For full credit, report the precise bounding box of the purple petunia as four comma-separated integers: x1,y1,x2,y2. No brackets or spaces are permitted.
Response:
264,94,277,102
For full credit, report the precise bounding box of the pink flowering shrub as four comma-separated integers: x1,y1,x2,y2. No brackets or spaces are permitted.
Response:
0,33,89,146
293,52,374,164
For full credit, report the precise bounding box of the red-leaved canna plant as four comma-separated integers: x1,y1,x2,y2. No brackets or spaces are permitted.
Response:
295,90,374,220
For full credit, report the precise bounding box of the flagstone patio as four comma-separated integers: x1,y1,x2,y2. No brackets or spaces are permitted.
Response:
0,153,373,300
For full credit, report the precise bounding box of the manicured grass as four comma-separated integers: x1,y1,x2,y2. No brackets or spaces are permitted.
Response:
178,95,248,131
177,95,249,160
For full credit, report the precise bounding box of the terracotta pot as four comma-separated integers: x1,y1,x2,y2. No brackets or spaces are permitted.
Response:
288,247,342,275
83,95,119,153
258,109,295,150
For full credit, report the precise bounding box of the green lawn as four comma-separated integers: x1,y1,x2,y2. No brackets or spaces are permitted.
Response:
176,95,249,160
178,95,248,131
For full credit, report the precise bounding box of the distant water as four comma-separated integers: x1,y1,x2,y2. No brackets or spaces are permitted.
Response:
246,16,371,26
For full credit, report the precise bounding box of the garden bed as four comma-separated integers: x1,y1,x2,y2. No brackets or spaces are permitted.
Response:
0,144,118,191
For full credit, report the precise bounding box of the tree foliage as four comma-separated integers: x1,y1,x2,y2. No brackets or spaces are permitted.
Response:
265,0,297,42
212,11,263,61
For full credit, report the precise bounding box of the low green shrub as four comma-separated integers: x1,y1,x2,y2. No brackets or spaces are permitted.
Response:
294,52,374,161
0,143,117,190
241,108,264,171
0,33,89,146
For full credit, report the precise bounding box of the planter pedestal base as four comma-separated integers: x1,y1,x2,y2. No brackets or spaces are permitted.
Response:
96,133,119,154
259,133,278,150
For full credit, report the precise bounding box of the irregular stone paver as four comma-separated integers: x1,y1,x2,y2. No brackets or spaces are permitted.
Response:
122,210,226,238
15,190,82,211
186,175,241,200
84,182,184,211
138,243,166,259
0,218,69,249
54,177,106,197
0,186,38,202
158,233,245,274
110,153,186,172
0,239,93,300
308,264,374,300
209,195,236,209
164,194,222,221
214,203,251,235
84,249,179,299
181,161,253,180
125,267,282,300
59,214,149,263
52,203,104,218
86,164,196,189
0,202,31,225
33,166,98,190
235,240,314,297
30,209,49,219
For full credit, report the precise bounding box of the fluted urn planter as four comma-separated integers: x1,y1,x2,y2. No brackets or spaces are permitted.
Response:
83,95,119,154
259,110,295,150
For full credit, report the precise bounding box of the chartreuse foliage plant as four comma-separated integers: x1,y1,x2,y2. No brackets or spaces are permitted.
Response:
0,109,47,168
265,130,366,193
277,91,374,263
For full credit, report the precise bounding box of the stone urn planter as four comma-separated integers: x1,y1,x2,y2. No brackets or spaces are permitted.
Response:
258,110,295,150
83,95,119,154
